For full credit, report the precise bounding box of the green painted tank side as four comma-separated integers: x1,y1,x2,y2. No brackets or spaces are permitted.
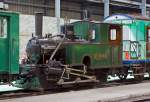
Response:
0,11,19,74
65,44,122,69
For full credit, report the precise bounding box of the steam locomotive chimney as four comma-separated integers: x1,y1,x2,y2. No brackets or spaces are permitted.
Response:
35,12,43,38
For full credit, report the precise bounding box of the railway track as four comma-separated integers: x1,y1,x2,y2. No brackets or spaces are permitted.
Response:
133,98,150,102
1,77,150,100
116,94,150,102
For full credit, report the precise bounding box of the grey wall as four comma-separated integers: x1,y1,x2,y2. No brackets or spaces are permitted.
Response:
19,14,78,57
5,0,104,21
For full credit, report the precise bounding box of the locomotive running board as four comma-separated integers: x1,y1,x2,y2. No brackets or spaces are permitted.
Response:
57,79,99,85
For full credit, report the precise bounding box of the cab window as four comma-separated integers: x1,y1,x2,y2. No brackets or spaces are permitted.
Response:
148,29,150,42
91,29,96,40
109,25,122,45
110,29,117,40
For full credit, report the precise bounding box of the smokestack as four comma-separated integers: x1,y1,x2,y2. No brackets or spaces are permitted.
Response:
35,12,43,38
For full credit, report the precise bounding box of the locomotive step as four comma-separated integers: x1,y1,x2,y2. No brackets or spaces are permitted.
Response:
131,64,143,66
132,67,144,69
133,73,145,76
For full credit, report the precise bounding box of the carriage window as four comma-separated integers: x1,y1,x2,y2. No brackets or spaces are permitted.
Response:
148,29,150,42
123,26,130,40
0,17,7,38
110,29,117,40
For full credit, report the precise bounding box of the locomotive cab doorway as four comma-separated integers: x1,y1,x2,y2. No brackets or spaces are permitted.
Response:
109,25,122,45
146,27,150,58
109,24,122,65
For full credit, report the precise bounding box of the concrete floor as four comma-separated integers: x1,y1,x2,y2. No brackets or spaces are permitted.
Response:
1,82,150,102
0,85,22,92
0,75,131,92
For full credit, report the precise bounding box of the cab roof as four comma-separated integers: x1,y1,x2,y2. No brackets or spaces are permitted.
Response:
104,13,150,22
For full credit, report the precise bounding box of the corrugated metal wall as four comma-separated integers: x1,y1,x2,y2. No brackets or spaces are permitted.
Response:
5,0,48,15
3,0,149,21
4,0,104,20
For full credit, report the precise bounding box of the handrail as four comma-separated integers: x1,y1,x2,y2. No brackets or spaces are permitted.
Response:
49,34,65,61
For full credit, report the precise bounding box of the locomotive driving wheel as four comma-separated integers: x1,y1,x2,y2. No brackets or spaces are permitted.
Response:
95,69,108,83
133,64,144,81
117,68,128,80
134,68,144,81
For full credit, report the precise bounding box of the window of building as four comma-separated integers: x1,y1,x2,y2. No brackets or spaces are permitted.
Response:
110,29,117,40
0,17,7,38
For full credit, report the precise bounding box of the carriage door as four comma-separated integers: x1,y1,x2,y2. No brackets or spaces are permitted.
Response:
109,25,122,65
146,27,150,58
0,14,19,74
0,17,9,72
